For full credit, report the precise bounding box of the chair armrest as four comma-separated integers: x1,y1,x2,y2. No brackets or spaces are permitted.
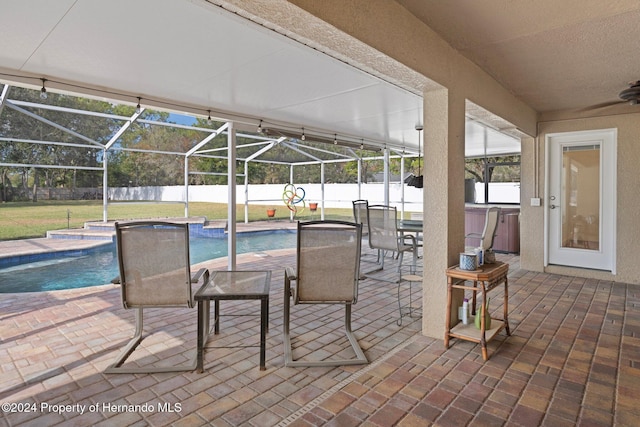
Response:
191,268,209,284
284,266,297,299
400,234,417,249
285,266,297,281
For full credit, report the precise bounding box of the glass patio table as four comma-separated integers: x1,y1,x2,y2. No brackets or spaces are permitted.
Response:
397,219,423,233
195,270,271,372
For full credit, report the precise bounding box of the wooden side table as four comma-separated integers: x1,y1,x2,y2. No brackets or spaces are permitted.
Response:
444,261,510,360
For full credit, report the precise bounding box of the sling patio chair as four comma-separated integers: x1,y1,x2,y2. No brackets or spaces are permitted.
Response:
353,199,380,268
283,220,368,367
352,199,369,237
105,220,209,374
465,206,501,253
366,204,418,282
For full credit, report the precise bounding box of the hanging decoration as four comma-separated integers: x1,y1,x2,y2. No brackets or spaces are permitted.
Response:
405,125,424,188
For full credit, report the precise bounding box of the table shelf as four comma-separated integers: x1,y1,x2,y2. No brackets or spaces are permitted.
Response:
449,318,505,343
445,261,510,360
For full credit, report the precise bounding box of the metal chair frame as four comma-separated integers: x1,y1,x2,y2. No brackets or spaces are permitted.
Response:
366,205,418,282
465,206,501,251
106,221,209,374
283,220,368,367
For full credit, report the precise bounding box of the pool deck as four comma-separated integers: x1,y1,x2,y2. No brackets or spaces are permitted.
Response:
1,239,639,426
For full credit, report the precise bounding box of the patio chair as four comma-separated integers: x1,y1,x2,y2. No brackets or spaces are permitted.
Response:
283,220,368,367
353,199,380,267
366,205,418,281
105,221,209,374
465,206,501,252
352,200,369,236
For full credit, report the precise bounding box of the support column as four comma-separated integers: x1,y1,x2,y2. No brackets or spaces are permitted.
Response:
244,161,249,223
102,149,108,222
421,88,466,338
383,146,390,205
184,157,189,217
320,162,325,220
400,155,405,218
227,122,237,270
357,159,362,199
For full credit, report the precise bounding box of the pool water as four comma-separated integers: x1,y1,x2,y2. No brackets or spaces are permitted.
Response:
0,231,296,293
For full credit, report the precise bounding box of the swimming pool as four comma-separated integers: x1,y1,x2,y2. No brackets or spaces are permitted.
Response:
0,231,296,293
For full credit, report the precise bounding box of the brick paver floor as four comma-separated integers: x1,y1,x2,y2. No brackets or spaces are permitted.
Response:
1,245,639,426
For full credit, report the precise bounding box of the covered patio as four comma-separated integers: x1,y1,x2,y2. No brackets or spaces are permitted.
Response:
1,245,637,426
3,0,640,425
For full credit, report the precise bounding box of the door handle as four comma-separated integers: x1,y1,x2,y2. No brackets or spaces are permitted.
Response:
550,204,557,209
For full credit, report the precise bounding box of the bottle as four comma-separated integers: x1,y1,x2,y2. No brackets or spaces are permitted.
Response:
462,298,469,325
474,247,483,266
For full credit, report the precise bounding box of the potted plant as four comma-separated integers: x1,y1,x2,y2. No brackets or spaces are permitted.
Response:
266,208,276,218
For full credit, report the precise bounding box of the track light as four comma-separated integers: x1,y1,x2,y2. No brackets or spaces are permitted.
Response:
301,128,305,141
40,78,47,100
257,120,263,133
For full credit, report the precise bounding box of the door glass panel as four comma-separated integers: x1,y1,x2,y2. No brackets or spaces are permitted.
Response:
561,145,600,250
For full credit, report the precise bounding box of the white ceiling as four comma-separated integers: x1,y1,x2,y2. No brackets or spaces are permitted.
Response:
6,1,635,156
0,0,423,151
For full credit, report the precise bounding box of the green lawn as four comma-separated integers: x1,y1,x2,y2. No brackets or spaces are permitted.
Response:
0,200,353,240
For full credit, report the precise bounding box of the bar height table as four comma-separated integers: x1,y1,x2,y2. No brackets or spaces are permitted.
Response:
195,270,271,372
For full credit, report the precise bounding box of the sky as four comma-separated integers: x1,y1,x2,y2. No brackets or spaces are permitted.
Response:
167,113,197,126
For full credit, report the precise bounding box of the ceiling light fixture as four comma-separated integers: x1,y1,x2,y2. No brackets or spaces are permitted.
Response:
301,128,306,141
207,110,212,124
135,97,142,114
334,134,338,145
257,120,263,133
360,139,364,150
40,78,47,100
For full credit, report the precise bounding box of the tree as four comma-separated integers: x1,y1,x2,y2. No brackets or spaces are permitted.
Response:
0,85,122,199
465,155,521,183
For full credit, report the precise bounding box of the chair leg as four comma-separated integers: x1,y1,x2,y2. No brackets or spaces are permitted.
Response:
284,295,368,367
343,304,368,364
397,281,404,326
412,249,417,274
105,307,198,374
397,275,423,326
283,275,295,366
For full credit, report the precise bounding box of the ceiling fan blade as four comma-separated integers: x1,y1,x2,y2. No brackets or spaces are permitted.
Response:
578,100,625,112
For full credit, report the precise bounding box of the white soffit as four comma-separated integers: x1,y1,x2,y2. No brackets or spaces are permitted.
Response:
465,120,520,158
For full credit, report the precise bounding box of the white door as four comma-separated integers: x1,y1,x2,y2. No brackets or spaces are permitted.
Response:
545,129,616,272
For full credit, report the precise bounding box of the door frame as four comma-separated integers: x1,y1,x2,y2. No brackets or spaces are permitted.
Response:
543,128,617,273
